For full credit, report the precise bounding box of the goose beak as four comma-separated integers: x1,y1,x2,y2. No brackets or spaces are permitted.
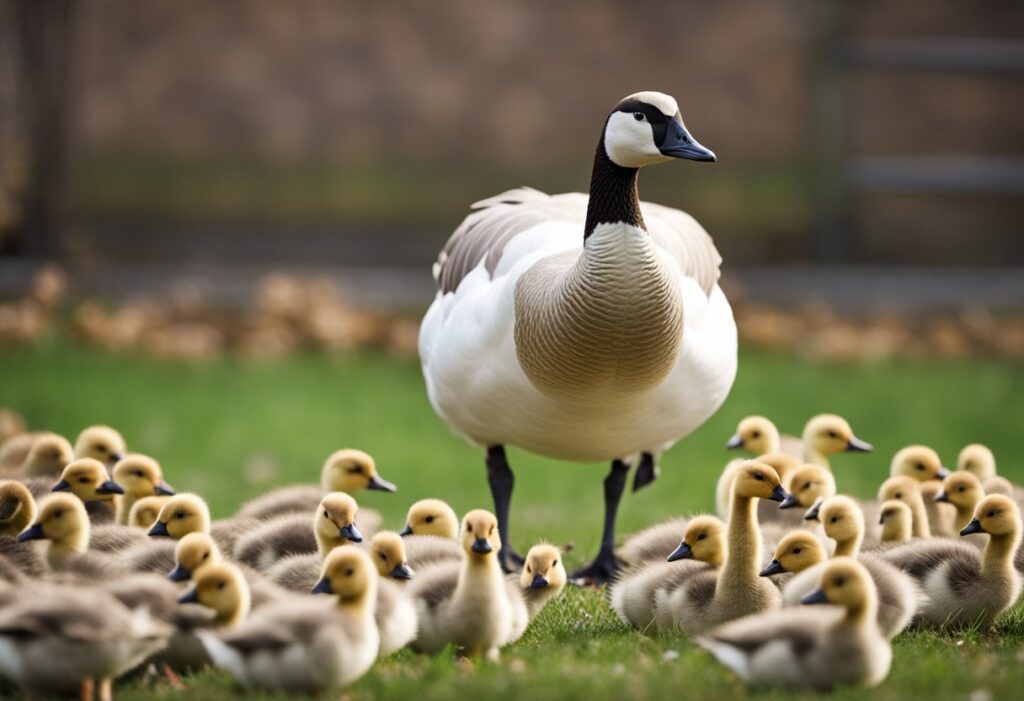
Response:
959,518,985,536
390,563,414,580
878,513,888,525
769,485,788,503
801,588,829,605
167,564,191,582
666,541,693,562
936,466,951,479
156,481,176,496
472,537,493,554
804,502,822,522
529,574,549,589
934,490,950,503
311,578,332,594
17,523,45,542
110,452,125,464
50,479,71,492
367,475,397,493
177,588,199,604
845,436,873,453
724,434,744,450
96,479,125,495
399,524,414,536
340,523,363,543
759,559,785,577
778,493,800,509
658,117,716,162
148,521,170,537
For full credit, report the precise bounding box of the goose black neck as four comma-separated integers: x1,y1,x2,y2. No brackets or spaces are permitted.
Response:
584,140,644,240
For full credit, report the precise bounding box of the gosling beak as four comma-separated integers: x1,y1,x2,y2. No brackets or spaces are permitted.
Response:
878,513,888,525
156,481,176,496
658,116,716,162
177,588,199,604
96,479,125,495
934,490,950,503
399,524,414,537
845,436,873,453
148,521,170,537
311,578,332,594
529,574,549,589
50,479,71,492
17,523,45,542
390,563,414,580
801,588,830,605
367,475,397,493
110,452,125,464
936,466,951,479
339,523,363,543
471,537,493,554
167,564,191,582
804,502,822,522
778,493,800,510
667,541,693,562
759,559,786,577
959,518,985,536
724,434,744,450
769,485,788,503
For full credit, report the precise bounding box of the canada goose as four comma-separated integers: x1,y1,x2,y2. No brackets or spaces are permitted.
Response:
420,91,734,581
800,415,873,468
370,530,414,581
959,444,1024,504
878,476,931,539
611,515,724,631
73,425,126,466
168,532,288,611
878,500,913,544
773,463,836,527
148,492,253,552
0,583,171,699
128,495,170,529
758,530,827,582
656,463,785,636
51,457,122,527
234,449,393,532
715,452,800,522
724,416,782,455
935,471,984,532
409,509,528,659
0,480,36,536
518,543,567,620
179,562,252,629
890,445,949,481
878,494,1021,627
400,498,462,568
18,432,74,476
698,558,891,690
111,454,175,525
199,546,380,693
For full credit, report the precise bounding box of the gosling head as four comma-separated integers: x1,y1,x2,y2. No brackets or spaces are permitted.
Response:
890,445,949,482
369,531,413,580
179,562,250,627
521,543,567,592
460,509,501,561
22,433,73,476
935,471,983,510
17,492,89,553
730,461,788,502
878,475,922,506
602,91,715,169
321,449,396,494
400,498,459,539
754,453,801,489
316,492,362,545
725,416,778,453
760,530,825,577
957,444,996,481
961,494,1021,539
815,495,865,542
779,464,836,510
878,499,913,542
667,515,726,566
112,454,175,498
801,557,875,619
803,414,872,456
51,458,123,501
312,545,378,607
149,493,210,539
0,480,37,535
129,495,169,529
73,425,126,465
168,532,222,582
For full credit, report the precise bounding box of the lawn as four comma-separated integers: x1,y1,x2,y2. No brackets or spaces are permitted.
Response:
1,339,1023,700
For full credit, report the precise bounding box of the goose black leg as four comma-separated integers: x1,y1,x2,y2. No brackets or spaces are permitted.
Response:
486,445,524,572
632,451,659,492
569,458,630,586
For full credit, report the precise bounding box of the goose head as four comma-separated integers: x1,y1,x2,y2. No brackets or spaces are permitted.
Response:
129,495,170,529
460,509,501,561
935,471,983,510
760,530,825,577
400,498,459,538
0,480,37,536
521,543,567,592
801,557,874,620
957,444,996,481
878,476,923,510
667,515,726,565
754,453,801,490
51,457,123,501
725,416,778,453
602,91,715,169
22,433,73,476
149,493,211,539
321,449,396,494
17,492,89,553
890,445,949,482
779,464,836,510
73,425,126,465
316,492,363,547
369,531,413,580
168,532,222,582
179,562,250,627
730,461,788,503
802,414,872,457
312,545,378,608
961,494,1020,538
815,496,864,545
112,454,175,498
878,499,913,542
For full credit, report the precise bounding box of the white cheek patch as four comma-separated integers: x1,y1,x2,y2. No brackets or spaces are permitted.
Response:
604,112,670,168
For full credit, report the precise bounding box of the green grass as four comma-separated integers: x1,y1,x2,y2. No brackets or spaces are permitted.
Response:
1,339,1023,700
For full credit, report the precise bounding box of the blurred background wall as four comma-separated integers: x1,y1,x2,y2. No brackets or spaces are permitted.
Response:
0,0,1022,311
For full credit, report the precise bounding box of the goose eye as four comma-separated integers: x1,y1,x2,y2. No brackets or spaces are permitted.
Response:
552,560,558,567
915,463,925,471
347,467,363,475
323,510,330,519
425,516,435,524
793,548,802,555
345,568,355,577
987,511,996,518
175,511,185,519
54,510,63,518
78,477,90,484
378,552,387,561
834,577,845,587
802,482,811,490
958,486,965,492
697,534,707,541
633,112,645,122
489,525,495,535
830,516,838,523
202,552,209,560
135,470,144,477
751,431,761,439
754,473,764,481
827,431,838,439
98,446,107,453
894,493,903,499
526,565,532,574
466,524,473,534
217,581,226,590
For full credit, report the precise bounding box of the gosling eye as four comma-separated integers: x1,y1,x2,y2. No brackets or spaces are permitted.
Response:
827,430,838,439
135,470,144,478
345,568,355,577
834,577,845,587
425,516,435,524
78,477,90,484
489,525,495,535
751,430,761,439
894,493,903,499
97,446,107,453
830,516,838,523
466,524,473,534
915,463,925,471
802,482,811,490
54,510,63,519
958,486,965,492
552,560,558,567
633,112,645,122
793,548,802,555
526,565,532,574
754,472,764,481
323,510,330,519
216,581,226,590
201,552,209,560
697,534,707,541
987,511,996,518
347,466,364,475
378,552,387,561
175,511,185,519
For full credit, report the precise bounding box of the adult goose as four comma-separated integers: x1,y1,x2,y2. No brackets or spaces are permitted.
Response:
420,91,735,582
